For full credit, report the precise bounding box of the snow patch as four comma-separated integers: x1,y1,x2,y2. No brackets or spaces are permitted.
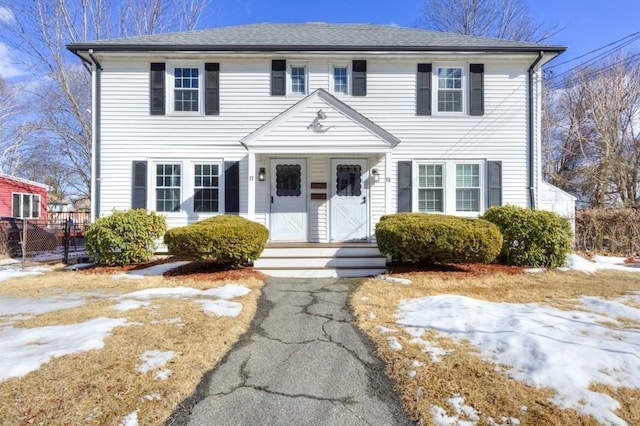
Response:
379,275,412,285
126,261,191,276
136,350,175,374
387,336,402,351
197,299,243,317
121,410,138,426
155,369,172,380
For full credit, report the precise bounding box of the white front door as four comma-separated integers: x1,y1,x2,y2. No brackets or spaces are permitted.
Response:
330,159,368,242
270,159,308,241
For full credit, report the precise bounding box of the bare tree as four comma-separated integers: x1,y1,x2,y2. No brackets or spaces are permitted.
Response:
420,0,557,42
543,53,640,208
0,0,209,199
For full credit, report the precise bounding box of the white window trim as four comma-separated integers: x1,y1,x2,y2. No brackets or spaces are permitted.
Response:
150,159,224,217
330,63,350,96
416,162,446,213
167,61,204,116
433,64,467,115
287,62,308,96
413,160,485,216
12,192,41,219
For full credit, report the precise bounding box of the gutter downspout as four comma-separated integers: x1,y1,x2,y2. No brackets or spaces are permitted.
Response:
87,49,103,222
527,51,544,209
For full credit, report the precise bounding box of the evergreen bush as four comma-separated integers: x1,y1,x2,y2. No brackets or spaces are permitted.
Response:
85,209,166,265
481,205,573,267
164,215,269,266
375,213,503,264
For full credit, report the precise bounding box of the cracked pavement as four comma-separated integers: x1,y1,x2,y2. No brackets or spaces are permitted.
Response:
168,278,413,426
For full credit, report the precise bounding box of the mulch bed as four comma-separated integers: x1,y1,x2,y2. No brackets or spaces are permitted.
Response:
79,257,265,281
387,262,524,279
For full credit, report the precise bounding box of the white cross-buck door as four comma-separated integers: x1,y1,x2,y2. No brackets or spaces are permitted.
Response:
330,159,368,242
270,159,308,241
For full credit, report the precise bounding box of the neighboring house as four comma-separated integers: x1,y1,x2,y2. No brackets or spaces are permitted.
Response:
67,23,568,270
0,174,48,219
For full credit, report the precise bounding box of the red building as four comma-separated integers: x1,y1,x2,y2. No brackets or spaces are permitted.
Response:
0,175,48,219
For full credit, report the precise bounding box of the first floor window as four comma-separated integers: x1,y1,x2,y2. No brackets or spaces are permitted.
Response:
12,193,40,218
194,164,219,212
418,164,443,212
333,66,348,94
156,164,181,212
291,65,306,94
456,164,480,212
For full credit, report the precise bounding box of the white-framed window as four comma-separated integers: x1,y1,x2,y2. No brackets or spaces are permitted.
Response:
415,161,483,214
194,163,220,213
155,163,181,212
12,193,41,218
456,164,481,212
290,64,307,95
169,63,203,114
418,164,444,212
436,66,464,113
333,65,348,94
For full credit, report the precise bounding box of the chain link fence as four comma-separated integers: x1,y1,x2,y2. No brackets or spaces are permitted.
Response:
0,217,89,266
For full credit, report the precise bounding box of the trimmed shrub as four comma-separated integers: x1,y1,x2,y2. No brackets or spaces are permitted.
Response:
375,213,503,264
85,209,166,265
164,215,269,266
481,205,573,267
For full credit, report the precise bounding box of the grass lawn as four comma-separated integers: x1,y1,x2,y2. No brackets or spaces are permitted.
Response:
0,262,264,425
352,266,640,425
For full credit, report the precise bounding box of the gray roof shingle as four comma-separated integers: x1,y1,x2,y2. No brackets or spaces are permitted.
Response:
67,22,565,53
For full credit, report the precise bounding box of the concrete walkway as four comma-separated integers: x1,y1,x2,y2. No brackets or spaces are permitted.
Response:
168,278,412,426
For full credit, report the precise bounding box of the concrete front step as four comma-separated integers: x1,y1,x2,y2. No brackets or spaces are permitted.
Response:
254,243,387,278
257,267,387,278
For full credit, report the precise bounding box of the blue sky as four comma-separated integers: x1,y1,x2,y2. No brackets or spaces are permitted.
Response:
206,0,640,70
1,1,638,78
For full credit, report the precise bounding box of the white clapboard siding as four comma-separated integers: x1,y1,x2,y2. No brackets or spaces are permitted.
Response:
96,54,540,229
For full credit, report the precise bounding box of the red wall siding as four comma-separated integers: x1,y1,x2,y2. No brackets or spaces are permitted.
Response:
0,177,48,218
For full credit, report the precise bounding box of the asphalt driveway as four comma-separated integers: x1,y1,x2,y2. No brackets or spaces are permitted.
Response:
167,277,412,425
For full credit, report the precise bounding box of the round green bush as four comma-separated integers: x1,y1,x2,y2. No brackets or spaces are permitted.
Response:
164,215,269,266
375,213,503,264
85,209,167,265
480,205,573,267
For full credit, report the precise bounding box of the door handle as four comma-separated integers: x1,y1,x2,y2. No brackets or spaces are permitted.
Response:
271,196,274,204
362,196,366,204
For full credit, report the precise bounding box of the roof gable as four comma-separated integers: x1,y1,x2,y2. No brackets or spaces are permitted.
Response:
241,89,400,154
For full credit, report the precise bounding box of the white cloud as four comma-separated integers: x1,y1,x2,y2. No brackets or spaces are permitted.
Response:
0,42,27,79
0,7,14,23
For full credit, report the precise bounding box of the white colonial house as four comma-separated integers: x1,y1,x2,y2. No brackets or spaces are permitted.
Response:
68,23,571,276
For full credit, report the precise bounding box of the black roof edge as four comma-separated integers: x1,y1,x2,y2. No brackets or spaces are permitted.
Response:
66,44,567,54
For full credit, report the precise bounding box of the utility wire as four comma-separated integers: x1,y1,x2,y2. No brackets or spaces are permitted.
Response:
546,30,640,70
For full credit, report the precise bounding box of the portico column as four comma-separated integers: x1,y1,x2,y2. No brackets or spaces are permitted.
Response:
247,151,256,220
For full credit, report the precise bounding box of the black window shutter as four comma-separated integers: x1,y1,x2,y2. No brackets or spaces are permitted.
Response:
132,161,147,209
487,161,502,207
225,161,240,213
470,64,484,116
271,60,286,96
150,63,165,115
205,62,220,115
352,60,367,96
417,63,432,116
397,161,413,212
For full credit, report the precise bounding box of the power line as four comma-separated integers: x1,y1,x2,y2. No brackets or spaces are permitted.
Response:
546,30,640,70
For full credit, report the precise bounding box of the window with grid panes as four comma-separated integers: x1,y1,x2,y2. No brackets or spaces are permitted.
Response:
156,164,181,212
193,164,219,212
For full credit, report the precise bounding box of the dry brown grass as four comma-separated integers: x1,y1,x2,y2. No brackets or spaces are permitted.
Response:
352,269,640,425
0,268,264,425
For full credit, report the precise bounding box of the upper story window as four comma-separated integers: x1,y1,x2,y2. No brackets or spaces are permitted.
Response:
333,66,348,94
12,193,40,218
436,67,463,113
291,65,306,95
174,67,200,112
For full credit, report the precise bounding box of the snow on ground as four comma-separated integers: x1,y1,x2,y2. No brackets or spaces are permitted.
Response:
126,261,191,276
0,317,128,381
567,254,640,273
136,350,175,374
121,410,138,426
396,295,640,425
0,261,252,381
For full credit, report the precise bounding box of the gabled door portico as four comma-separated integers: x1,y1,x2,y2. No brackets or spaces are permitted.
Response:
241,88,400,243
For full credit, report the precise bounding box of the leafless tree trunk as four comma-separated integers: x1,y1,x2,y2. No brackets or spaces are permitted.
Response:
0,0,209,199
420,0,558,42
